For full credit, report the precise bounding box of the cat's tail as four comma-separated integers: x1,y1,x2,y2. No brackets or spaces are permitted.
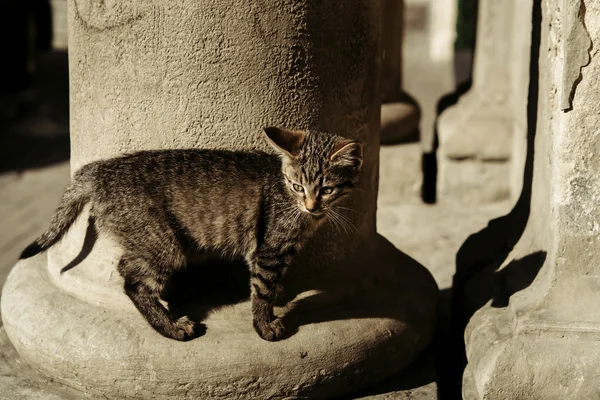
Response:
20,166,94,259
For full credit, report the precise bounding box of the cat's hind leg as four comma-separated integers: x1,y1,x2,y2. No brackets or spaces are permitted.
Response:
118,254,200,341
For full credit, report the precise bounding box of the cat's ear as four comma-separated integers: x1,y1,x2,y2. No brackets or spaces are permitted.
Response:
263,127,305,157
330,140,363,169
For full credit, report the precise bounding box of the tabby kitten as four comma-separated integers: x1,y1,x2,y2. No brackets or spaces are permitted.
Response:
20,127,363,342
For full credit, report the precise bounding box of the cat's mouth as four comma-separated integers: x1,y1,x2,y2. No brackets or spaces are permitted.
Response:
300,207,326,218
309,211,326,219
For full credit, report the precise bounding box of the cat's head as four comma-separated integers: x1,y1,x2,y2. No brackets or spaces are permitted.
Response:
264,127,363,218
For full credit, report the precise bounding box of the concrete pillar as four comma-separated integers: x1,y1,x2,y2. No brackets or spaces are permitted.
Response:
460,0,600,397
1,0,438,398
50,0,68,50
380,0,421,145
429,0,457,63
437,0,530,204
508,0,533,203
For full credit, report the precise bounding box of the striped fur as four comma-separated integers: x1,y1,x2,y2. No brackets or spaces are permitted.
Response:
21,128,363,341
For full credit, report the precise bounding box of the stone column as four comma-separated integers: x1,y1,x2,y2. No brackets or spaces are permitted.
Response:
50,0,68,50
459,0,600,397
380,0,421,145
508,0,533,203
1,0,438,398
429,0,457,63
437,0,530,203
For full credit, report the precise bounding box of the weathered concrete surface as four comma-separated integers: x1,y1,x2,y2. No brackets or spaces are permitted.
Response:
0,325,437,400
348,346,438,400
461,0,600,397
437,0,532,204
437,159,512,204
0,328,84,400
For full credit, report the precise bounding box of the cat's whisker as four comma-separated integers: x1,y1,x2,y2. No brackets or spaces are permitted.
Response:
334,208,357,225
334,215,352,236
334,206,364,216
337,213,353,235
325,211,343,236
326,214,341,236
282,209,300,228
339,214,358,233
289,209,301,227
268,202,296,212
329,208,357,235
327,210,349,236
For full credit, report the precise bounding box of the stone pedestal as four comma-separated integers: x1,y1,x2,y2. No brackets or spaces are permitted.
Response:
459,0,600,397
1,0,438,398
380,0,420,145
437,0,532,204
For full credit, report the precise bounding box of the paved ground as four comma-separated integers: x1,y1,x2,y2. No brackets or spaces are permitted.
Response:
0,15,510,400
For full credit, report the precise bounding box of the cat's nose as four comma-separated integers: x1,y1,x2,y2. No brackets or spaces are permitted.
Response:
304,199,318,213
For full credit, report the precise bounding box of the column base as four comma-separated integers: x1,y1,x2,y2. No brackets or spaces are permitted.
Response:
1,234,438,399
380,94,421,145
439,157,511,204
464,305,600,399
437,91,514,203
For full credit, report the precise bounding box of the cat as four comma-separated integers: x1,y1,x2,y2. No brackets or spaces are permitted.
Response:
20,127,363,342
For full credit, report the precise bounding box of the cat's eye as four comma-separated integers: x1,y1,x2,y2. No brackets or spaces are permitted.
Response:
321,187,334,195
293,183,304,192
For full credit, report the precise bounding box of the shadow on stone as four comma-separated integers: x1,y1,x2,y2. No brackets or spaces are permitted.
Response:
437,0,543,397
490,251,546,308
56,218,253,324
161,233,438,352
421,29,477,205
60,217,98,275
421,136,438,204
164,257,251,325
421,79,472,204
335,344,437,399
283,233,437,331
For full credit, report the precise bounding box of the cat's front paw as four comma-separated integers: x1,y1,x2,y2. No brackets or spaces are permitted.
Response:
253,317,285,341
171,316,204,341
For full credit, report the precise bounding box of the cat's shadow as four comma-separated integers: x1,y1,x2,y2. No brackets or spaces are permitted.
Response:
61,222,434,345
163,255,251,324
63,222,435,337
161,253,374,341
